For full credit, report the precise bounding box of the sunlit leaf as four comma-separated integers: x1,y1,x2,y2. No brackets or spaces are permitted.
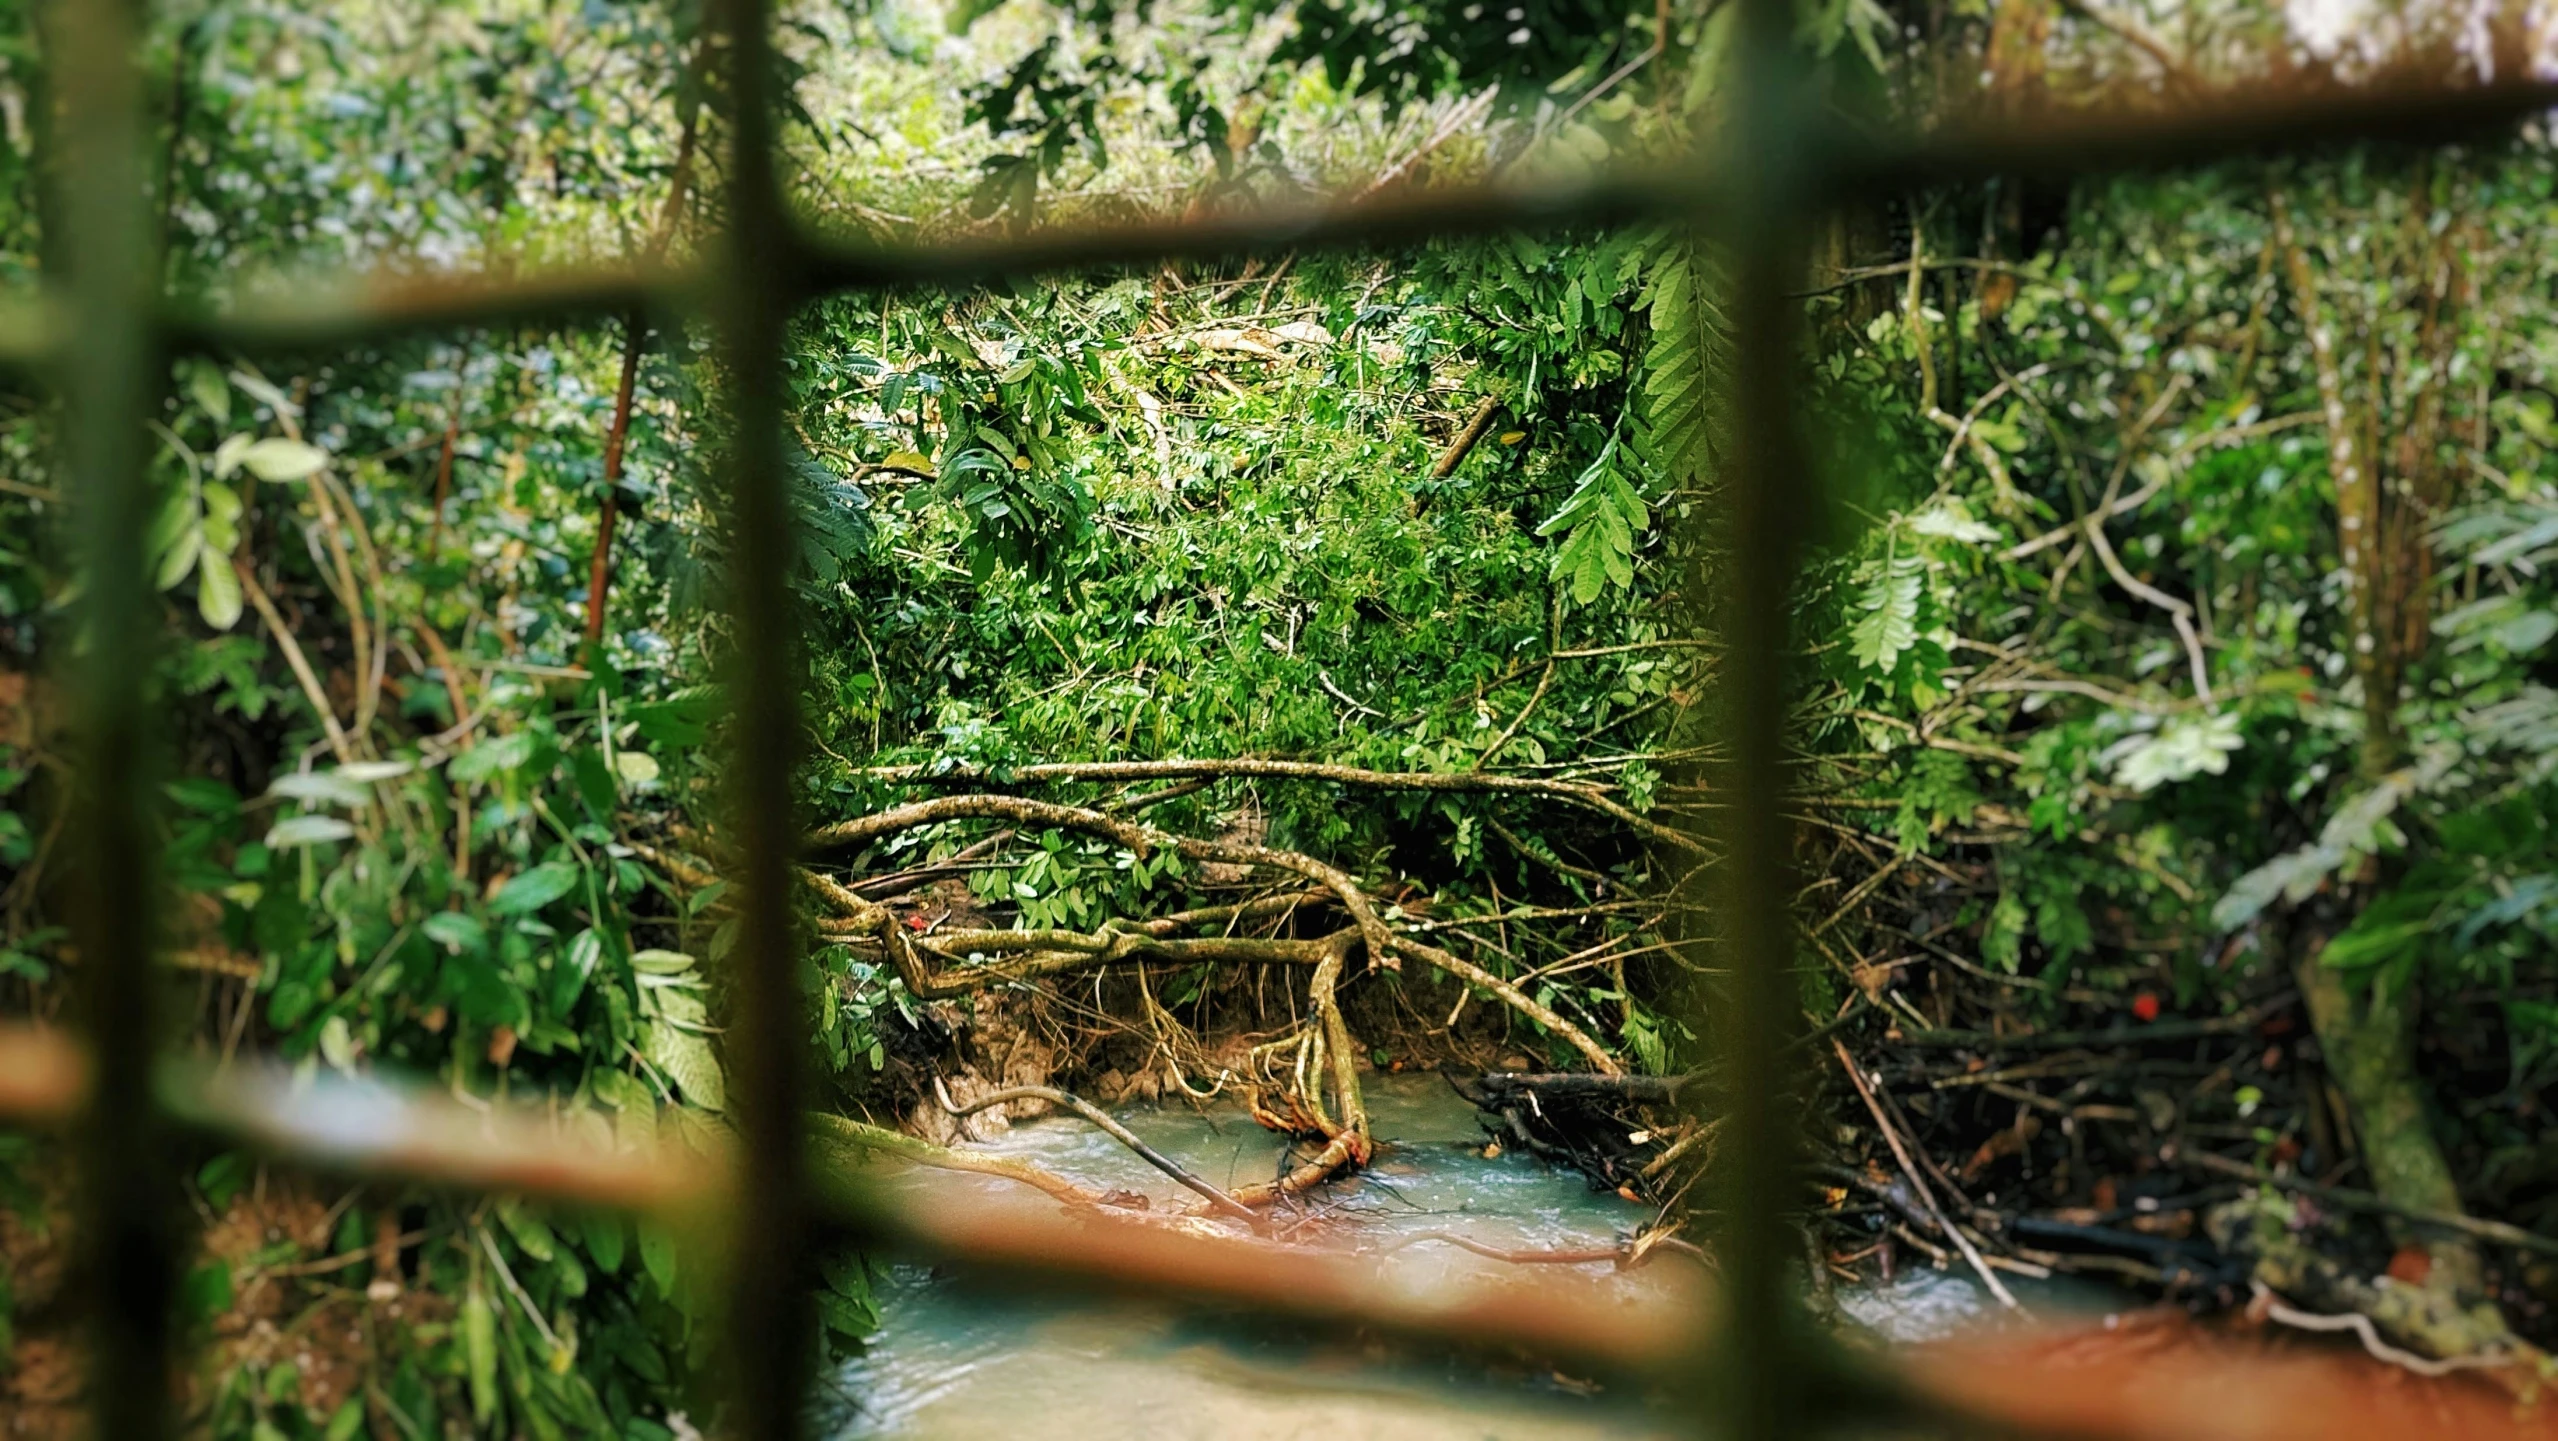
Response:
263,813,353,849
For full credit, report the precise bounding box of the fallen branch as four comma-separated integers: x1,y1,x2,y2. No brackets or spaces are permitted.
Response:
234,560,357,766
1227,1130,1363,1209
1390,936,1622,1074
1430,394,1503,479
2169,1146,2558,1260
815,757,1699,855
807,793,1616,1071
935,1077,1263,1224
1464,1072,1688,1105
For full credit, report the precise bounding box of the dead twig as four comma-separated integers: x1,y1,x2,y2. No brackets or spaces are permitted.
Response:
1831,1038,2019,1310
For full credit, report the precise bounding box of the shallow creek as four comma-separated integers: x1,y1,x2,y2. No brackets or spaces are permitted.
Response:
821,1073,2045,1439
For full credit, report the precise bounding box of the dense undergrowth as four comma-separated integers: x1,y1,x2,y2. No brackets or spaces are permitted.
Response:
2,0,2558,1434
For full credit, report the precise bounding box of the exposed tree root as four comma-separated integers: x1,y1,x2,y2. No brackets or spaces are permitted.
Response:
804,794,1620,1071
790,780,1657,1230
814,755,1699,855
933,1078,1264,1223
806,1112,1118,1210
1226,1131,1365,1209
1383,1230,1712,1270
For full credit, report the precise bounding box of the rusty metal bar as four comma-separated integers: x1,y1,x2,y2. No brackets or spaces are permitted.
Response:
1690,1,1817,1436
1854,71,2558,190
710,0,820,1436
0,1027,718,1212
158,261,677,361
46,1,178,1437
21,8,2558,1439
0,71,2527,371
7,1022,2551,1441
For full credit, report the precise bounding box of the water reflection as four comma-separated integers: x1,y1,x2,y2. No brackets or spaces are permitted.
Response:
822,1073,2031,1439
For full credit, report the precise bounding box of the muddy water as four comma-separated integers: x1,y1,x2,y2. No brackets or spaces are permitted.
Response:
821,1073,2034,1439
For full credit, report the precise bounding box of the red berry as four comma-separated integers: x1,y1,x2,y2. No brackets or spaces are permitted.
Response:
2132,993,2161,1022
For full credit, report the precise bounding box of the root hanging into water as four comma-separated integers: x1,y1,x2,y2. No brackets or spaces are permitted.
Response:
933,1077,1264,1224
808,1112,1120,1210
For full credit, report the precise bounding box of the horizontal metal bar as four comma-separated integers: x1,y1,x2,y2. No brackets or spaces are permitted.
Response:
818,1180,1711,1380
0,1025,1697,1373
0,72,2531,366
793,161,1716,292
1849,72,2558,191
0,1024,712,1213
0,1026,2537,1439
158,260,681,357
149,162,1711,356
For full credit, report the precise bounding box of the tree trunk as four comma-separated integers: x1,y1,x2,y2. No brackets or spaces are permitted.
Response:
2291,924,2483,1294
2274,188,2502,1339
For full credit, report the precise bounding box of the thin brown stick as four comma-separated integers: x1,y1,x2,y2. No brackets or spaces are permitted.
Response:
579,51,702,651
233,559,355,766
583,318,645,648
1430,394,1503,480
1831,1038,2017,1309
428,356,465,560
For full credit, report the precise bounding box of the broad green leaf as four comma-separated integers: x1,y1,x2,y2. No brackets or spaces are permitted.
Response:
464,1279,498,1422
187,361,232,428
490,861,579,916
582,1212,626,1274
267,771,371,808
449,730,539,783
227,369,298,419
155,525,201,590
638,1221,678,1295
196,554,242,631
496,1197,559,1262
423,911,487,954
264,813,354,849
1849,560,1921,673
648,1022,725,1111
210,433,251,480
199,482,241,552
239,437,328,482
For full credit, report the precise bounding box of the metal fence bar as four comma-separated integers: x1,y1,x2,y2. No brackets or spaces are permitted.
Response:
48,2,182,1439
0,71,2528,374
21,8,2558,1439
1696,2,1816,1435
711,1,821,1438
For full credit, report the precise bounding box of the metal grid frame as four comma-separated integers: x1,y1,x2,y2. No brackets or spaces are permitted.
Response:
22,0,2558,1434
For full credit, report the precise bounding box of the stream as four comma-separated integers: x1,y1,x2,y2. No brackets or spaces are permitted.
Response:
820,1072,2076,1439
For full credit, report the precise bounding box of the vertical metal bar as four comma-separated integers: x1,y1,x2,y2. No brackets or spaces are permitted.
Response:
1700,4,1816,1436
710,0,817,1435
48,0,178,1435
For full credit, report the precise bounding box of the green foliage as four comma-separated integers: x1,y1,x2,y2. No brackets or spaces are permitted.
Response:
1538,436,1646,603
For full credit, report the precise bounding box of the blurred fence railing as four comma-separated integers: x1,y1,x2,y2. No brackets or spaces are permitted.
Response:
13,0,2558,1435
